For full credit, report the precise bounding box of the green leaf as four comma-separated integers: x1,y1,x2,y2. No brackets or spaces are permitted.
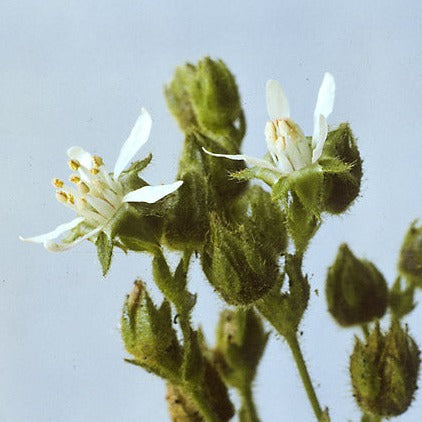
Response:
95,231,113,276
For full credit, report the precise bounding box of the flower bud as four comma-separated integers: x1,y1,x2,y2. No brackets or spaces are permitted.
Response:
202,213,280,305
190,57,242,131
398,221,422,287
350,321,420,417
326,244,388,326
232,185,287,257
121,281,182,378
320,124,362,214
214,308,268,389
165,57,244,138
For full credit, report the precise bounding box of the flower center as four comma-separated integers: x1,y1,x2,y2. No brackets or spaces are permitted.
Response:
52,155,125,228
265,118,312,172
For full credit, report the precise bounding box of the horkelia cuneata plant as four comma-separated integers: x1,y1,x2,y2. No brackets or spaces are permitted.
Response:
20,57,422,422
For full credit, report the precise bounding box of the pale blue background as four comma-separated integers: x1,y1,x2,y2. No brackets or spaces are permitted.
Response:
2,1,422,421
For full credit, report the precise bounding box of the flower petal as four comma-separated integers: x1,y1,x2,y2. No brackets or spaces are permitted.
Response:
266,79,290,120
19,217,85,244
113,108,152,179
67,146,93,169
314,72,335,122
123,181,183,204
202,148,279,172
312,114,328,163
44,226,102,252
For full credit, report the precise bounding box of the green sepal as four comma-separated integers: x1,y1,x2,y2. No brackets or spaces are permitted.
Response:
398,220,422,287
389,277,416,319
152,250,196,313
256,255,310,337
111,205,162,254
272,164,323,219
350,320,420,417
182,329,205,384
164,63,198,132
118,153,152,191
121,281,183,381
231,166,281,187
285,193,320,255
95,231,113,276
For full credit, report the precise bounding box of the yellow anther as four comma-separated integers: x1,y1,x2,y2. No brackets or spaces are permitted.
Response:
92,155,104,167
55,191,68,203
52,178,64,188
69,175,81,184
90,167,100,175
78,182,90,194
69,159,80,171
67,194,75,205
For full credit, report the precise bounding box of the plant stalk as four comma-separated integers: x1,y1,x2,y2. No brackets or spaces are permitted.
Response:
285,333,323,420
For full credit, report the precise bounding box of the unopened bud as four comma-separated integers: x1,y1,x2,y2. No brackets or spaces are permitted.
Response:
214,308,268,389
202,214,280,305
321,124,362,214
121,281,182,376
165,57,243,136
350,320,420,417
326,244,388,326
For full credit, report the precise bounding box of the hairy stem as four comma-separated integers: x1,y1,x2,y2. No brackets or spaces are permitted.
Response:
284,333,323,420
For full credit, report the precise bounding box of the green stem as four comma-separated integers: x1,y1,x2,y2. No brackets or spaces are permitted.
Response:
285,333,323,420
362,413,382,422
238,384,260,422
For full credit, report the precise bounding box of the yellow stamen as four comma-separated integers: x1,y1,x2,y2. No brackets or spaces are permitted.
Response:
90,168,100,175
67,194,75,205
69,159,80,171
52,178,64,188
92,155,104,167
78,182,90,194
56,191,68,203
69,175,81,184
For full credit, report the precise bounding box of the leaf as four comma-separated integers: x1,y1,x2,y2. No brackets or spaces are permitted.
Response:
95,231,113,276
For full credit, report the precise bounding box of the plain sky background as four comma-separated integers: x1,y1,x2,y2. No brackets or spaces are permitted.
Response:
2,1,422,421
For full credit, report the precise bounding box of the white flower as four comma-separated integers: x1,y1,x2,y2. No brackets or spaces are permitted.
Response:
20,108,183,251
203,73,335,175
